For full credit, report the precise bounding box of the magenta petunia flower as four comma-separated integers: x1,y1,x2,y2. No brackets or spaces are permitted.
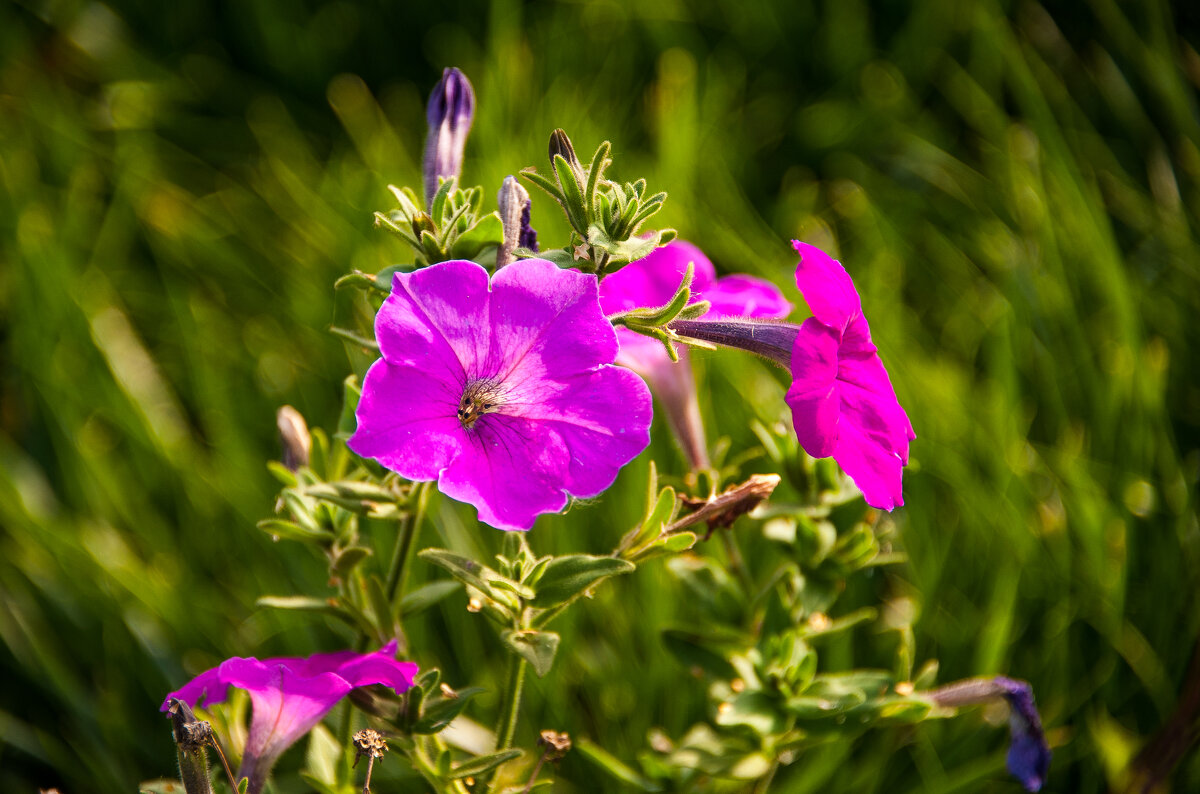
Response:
161,641,417,794
598,241,790,469
348,258,652,530
786,241,914,510
666,241,913,509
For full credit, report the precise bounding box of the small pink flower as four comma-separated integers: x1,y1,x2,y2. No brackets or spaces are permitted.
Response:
785,242,914,509
161,641,417,794
667,242,914,509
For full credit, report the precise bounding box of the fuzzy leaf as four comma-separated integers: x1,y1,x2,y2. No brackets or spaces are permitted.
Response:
501,629,560,677
446,748,523,779
530,555,635,608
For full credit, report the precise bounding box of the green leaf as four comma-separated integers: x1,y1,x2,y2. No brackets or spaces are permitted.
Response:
714,691,786,736
297,773,339,794
446,748,523,779
430,176,454,223
529,555,635,608
257,518,331,543
634,531,697,561
553,154,588,232
337,375,361,438
413,686,487,734
418,548,504,597
576,738,663,792
519,168,565,204
330,545,372,576
501,629,560,677
450,212,503,259
303,723,340,787
661,629,738,680
137,781,186,794
538,247,578,268
399,580,462,616
366,575,395,639
584,141,611,215
255,595,365,633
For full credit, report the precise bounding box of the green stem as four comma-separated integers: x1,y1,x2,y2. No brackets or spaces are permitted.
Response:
483,655,528,793
495,656,527,750
385,481,432,608
720,529,754,595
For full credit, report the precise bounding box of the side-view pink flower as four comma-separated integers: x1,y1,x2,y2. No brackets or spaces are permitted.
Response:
349,258,652,530
161,641,417,794
666,241,913,509
598,240,790,469
786,241,914,509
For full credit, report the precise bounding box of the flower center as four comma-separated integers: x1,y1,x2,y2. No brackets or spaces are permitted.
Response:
457,378,504,429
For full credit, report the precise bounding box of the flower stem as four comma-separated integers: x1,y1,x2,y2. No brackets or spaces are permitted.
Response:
484,655,528,793
385,481,432,609
495,655,527,750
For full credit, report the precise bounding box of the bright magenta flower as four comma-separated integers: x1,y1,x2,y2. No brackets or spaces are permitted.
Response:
786,242,914,509
161,641,417,794
349,258,652,530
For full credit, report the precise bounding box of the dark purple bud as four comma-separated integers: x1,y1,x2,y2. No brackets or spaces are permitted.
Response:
423,67,475,206
669,317,799,370
995,677,1051,792
518,201,539,252
928,677,1051,792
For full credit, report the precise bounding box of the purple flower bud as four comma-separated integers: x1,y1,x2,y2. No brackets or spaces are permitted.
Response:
928,676,1051,792
423,67,475,207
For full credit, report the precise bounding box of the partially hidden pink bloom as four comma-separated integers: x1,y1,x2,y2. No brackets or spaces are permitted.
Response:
598,241,790,469
666,242,913,509
161,641,417,794
349,258,652,530
786,241,914,509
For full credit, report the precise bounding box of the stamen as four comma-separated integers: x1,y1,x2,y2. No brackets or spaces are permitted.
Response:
457,378,505,428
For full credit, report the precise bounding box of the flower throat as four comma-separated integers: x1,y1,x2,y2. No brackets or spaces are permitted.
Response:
457,378,504,428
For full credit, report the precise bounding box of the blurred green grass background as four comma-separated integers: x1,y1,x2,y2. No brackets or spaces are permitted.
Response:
2,0,1198,791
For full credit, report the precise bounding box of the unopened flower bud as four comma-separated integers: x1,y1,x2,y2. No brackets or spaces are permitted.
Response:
276,405,311,471
423,67,475,207
497,176,532,269
168,698,215,794
548,128,585,186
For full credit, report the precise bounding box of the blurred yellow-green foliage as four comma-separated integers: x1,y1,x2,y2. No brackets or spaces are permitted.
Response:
2,0,1198,791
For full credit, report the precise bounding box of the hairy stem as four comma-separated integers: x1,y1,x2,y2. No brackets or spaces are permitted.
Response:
386,481,432,608
484,656,528,793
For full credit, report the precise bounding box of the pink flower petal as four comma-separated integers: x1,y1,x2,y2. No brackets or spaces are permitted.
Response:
347,361,464,481
791,241,861,332
513,367,653,497
438,414,572,530
377,260,491,373
161,667,229,710
831,422,905,510
702,274,792,319
598,240,717,316
220,658,352,769
785,319,841,458
490,259,619,385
